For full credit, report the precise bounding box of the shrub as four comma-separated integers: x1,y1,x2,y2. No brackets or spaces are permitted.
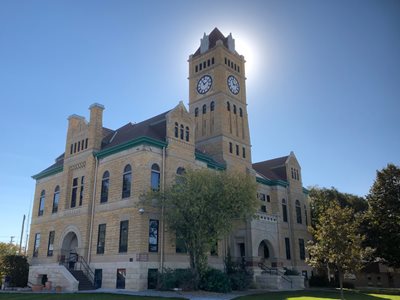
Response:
1,255,29,287
200,268,231,293
157,268,195,291
284,268,300,276
309,274,330,287
224,252,253,290
342,281,355,289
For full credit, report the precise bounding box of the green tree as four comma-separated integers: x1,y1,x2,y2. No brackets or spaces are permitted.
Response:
307,201,372,300
143,169,258,287
365,163,400,267
309,186,367,228
0,242,19,279
0,255,29,287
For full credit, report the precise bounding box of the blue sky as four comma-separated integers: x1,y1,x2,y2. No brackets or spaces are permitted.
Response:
0,0,399,244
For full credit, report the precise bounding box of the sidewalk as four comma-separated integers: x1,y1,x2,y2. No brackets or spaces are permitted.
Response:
79,288,266,300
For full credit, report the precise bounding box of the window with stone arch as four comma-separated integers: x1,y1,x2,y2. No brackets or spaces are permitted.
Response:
210,101,215,112
233,105,237,114
194,108,199,117
239,108,243,117
180,124,184,140
282,198,288,222
176,167,186,184
227,101,230,111
296,200,302,224
185,126,189,142
38,190,45,216
202,104,207,114
174,122,179,138
100,171,110,203
151,163,160,191
52,186,60,214
122,164,132,199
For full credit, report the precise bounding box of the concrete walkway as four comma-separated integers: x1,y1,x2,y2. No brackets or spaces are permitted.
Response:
79,288,267,299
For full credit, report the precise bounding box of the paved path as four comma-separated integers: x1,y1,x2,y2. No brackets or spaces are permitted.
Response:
80,288,267,299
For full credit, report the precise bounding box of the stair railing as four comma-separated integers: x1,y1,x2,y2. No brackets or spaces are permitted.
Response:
258,261,293,288
76,255,95,286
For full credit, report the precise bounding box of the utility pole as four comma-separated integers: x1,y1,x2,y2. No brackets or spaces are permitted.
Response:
9,236,15,244
19,214,26,254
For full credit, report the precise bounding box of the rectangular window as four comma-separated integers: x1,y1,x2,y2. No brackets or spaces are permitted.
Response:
282,203,288,222
236,144,239,156
70,144,73,154
122,172,131,198
199,64,202,71
210,241,218,256
151,171,160,191
116,268,126,289
203,61,206,68
195,65,198,72
229,142,233,153
211,57,215,64
299,238,305,260
238,66,240,73
258,193,266,201
85,138,88,149
47,231,55,256
207,59,210,66
79,176,84,206
38,195,45,216
33,233,40,257
119,221,129,253
260,205,267,213
94,269,103,289
74,143,77,153
225,57,227,64
97,224,106,254
71,177,78,208
242,147,246,158
149,219,159,252
266,195,271,202
285,237,291,260
175,235,187,253
77,141,80,152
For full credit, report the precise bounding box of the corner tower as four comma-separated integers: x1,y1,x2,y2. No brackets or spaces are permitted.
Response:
188,28,251,171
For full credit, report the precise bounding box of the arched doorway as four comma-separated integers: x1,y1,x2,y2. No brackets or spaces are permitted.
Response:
258,240,270,260
61,231,79,268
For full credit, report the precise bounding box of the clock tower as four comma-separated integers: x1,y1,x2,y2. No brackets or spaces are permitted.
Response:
188,28,251,171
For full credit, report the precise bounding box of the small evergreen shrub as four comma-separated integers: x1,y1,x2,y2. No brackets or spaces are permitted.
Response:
309,274,330,287
200,268,231,293
157,268,195,290
224,252,253,290
1,255,29,287
284,268,300,276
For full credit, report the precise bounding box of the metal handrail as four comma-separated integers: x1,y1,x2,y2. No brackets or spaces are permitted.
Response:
58,254,95,286
258,261,293,288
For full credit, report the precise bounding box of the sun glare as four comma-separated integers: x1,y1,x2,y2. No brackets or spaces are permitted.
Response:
231,30,260,80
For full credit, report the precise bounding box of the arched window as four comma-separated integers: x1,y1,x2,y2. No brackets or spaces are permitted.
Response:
227,101,230,111
122,164,132,198
210,101,215,112
239,108,243,117
304,205,308,226
282,199,288,222
202,104,207,114
185,126,189,142
180,124,184,140
151,163,160,191
38,190,45,216
100,171,110,203
233,105,237,114
296,200,302,224
195,108,199,117
174,122,179,138
52,186,60,214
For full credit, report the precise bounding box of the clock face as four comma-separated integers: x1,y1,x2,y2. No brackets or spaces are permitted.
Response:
227,75,240,95
197,75,212,94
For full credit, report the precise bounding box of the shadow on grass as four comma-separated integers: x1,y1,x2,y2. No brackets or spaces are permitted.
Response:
234,289,399,300
0,293,183,300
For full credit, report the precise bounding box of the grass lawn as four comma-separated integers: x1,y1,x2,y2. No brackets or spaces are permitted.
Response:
0,293,182,300
235,290,400,300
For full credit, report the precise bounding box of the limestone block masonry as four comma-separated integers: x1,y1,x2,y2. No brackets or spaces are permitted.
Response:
28,28,312,292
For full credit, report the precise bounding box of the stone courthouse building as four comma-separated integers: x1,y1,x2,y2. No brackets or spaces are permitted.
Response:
28,28,311,291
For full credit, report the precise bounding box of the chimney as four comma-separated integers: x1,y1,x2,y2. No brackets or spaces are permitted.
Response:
88,103,105,151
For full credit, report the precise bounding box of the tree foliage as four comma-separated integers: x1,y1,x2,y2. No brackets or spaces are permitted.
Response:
307,200,372,300
365,163,400,267
0,255,29,287
143,169,257,287
308,186,367,228
0,242,19,279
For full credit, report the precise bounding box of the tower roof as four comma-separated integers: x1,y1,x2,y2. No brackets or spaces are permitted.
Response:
193,27,235,57
252,156,289,181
